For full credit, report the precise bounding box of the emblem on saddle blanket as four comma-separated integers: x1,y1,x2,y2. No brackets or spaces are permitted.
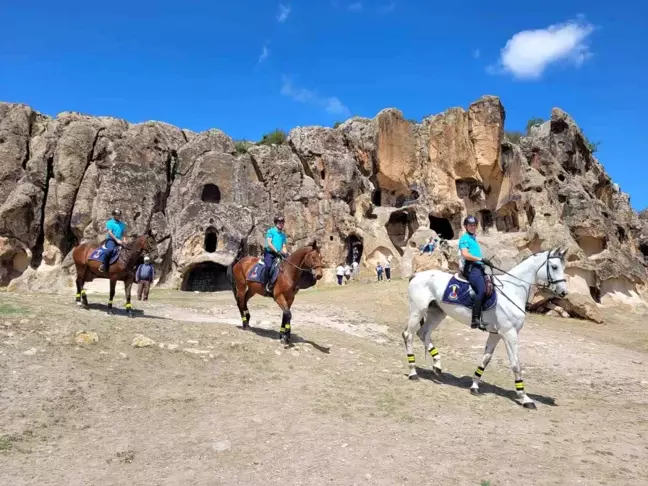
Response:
441,275,497,310
246,259,280,285
88,245,121,265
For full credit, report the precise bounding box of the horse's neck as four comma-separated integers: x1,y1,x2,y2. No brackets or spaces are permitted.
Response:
499,253,546,300
285,248,308,278
122,240,144,266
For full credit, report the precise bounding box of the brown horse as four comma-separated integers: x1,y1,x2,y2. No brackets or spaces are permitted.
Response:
71,230,157,317
228,241,324,344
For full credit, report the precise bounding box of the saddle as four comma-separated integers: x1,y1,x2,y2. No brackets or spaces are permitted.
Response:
88,244,121,267
246,258,282,292
442,272,497,311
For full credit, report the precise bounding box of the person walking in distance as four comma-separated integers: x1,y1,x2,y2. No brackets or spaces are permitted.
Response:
136,256,155,301
384,259,391,281
376,262,383,282
336,264,344,285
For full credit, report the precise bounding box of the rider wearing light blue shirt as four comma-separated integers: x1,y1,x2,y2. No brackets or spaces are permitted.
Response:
263,215,288,294
100,209,127,273
458,215,491,329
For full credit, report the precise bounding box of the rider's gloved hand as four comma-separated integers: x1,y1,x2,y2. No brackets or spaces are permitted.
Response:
481,258,492,267
281,252,289,259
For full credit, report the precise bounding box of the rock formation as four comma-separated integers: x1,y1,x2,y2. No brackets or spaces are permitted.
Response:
1,97,647,321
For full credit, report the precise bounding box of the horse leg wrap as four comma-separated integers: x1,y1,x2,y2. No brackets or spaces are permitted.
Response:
75,293,81,299
108,300,113,306
81,289,86,296
515,379,524,392
429,347,439,358
407,354,415,364
474,366,485,378
126,303,133,310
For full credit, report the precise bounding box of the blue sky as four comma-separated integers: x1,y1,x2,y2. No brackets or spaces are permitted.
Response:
1,0,647,209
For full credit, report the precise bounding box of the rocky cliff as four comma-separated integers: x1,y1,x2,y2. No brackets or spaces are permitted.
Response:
1,97,647,312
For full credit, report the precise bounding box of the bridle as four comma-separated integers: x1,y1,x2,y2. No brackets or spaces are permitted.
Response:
488,252,566,315
280,250,323,275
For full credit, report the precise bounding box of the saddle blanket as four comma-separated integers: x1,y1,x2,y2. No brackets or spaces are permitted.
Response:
246,259,280,286
88,245,121,266
441,275,497,311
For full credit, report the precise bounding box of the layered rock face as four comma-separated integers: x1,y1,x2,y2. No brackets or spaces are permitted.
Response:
1,97,647,314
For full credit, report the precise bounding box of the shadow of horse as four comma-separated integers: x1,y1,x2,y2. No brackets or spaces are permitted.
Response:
82,303,170,321
414,366,557,407
243,325,331,354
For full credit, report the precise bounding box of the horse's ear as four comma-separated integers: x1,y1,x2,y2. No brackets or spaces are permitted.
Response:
311,240,318,251
147,228,153,237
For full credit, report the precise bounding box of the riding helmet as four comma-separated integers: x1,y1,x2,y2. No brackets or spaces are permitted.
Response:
112,209,122,216
274,215,285,224
463,215,478,226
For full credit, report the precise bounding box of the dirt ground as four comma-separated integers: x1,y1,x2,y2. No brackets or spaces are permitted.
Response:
1,279,647,486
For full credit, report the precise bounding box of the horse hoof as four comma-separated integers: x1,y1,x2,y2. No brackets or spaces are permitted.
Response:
432,366,442,376
127,312,134,319
408,374,419,381
76,302,82,307
107,310,113,315
522,401,537,410
470,388,480,396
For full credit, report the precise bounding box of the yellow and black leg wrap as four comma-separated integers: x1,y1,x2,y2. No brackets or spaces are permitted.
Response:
407,354,416,364
474,366,485,378
429,347,439,358
241,316,248,323
108,300,113,305
81,290,86,296
125,303,133,310
75,293,81,299
515,379,525,392
284,323,291,333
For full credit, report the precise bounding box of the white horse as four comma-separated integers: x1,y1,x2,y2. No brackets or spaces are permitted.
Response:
402,248,568,409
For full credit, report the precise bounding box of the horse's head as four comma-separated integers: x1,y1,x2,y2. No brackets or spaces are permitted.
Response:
537,247,568,298
304,240,324,281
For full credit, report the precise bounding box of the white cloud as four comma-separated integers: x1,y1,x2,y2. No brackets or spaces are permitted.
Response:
347,2,363,11
258,44,270,63
277,4,291,22
281,76,350,116
490,18,595,80
472,49,481,59
378,1,396,14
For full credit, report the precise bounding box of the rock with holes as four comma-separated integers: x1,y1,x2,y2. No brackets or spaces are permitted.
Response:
1,98,647,308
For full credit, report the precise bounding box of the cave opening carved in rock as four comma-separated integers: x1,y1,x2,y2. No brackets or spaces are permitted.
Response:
201,184,221,203
387,210,419,256
204,227,218,253
479,210,494,233
0,249,30,286
575,234,607,257
346,234,363,265
181,262,230,292
428,215,454,240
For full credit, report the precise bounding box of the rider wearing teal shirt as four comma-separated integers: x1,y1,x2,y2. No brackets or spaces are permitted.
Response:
458,215,491,329
263,215,288,294
100,209,127,273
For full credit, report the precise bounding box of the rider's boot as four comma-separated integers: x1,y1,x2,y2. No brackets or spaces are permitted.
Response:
99,253,110,273
471,299,483,329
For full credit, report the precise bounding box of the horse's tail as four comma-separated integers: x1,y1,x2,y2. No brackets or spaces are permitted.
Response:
226,261,238,300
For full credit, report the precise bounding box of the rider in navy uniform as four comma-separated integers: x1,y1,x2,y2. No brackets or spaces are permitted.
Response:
458,215,491,329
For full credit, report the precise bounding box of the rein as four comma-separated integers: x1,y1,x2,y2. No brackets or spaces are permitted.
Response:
486,254,566,315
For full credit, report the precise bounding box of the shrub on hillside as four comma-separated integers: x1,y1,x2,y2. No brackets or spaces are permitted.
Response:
259,129,287,146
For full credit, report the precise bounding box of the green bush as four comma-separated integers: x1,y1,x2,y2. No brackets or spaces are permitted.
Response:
584,135,601,153
504,130,523,144
259,129,287,146
234,140,250,154
526,117,545,134
333,121,343,129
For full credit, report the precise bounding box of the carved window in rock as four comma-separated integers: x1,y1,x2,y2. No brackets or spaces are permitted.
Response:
201,184,221,203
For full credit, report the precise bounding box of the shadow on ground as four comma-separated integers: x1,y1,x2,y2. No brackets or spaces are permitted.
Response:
242,325,331,354
82,303,170,320
414,367,557,407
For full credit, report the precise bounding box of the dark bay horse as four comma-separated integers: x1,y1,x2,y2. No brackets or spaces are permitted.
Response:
71,231,157,317
228,241,324,344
